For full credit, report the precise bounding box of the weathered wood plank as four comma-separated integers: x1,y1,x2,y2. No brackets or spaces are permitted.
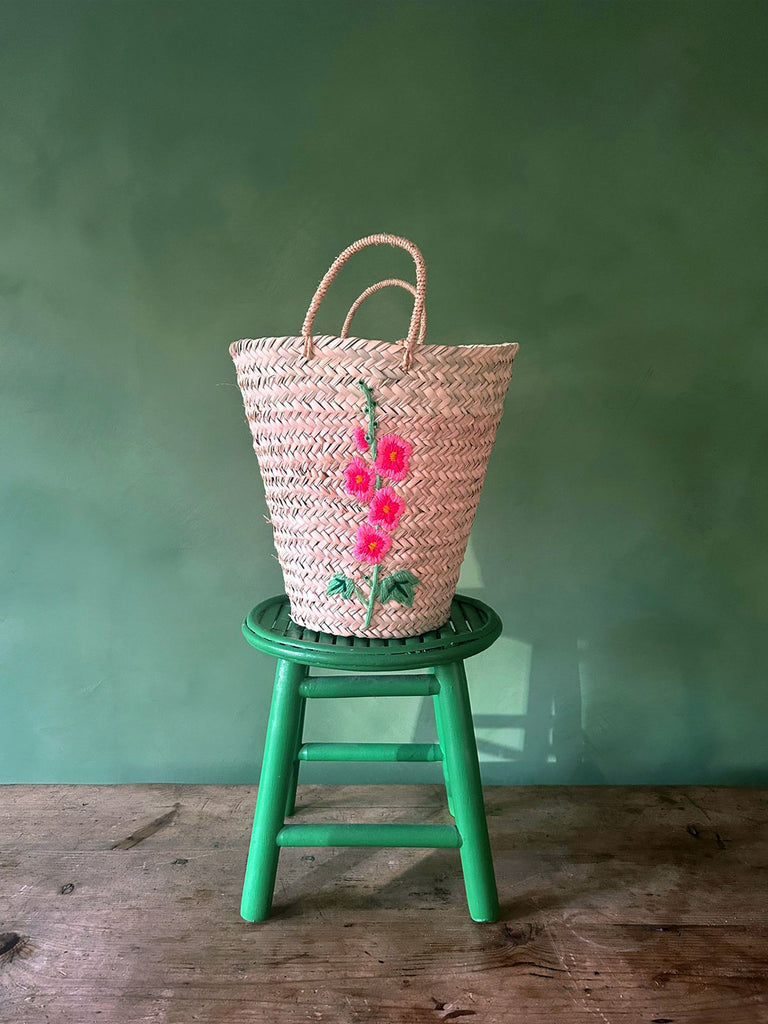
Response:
1,785,767,1023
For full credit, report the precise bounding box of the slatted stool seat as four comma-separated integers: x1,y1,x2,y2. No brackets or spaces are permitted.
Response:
239,593,502,922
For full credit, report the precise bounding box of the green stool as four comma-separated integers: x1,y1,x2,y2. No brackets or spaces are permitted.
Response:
239,593,502,923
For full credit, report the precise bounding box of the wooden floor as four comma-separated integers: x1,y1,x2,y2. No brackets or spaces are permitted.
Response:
1,785,767,1023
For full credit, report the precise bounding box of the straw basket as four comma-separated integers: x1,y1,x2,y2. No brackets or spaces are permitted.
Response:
230,234,518,637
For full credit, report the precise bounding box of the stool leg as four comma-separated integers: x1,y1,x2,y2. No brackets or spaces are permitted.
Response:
434,660,499,923
432,695,456,817
284,695,308,818
241,658,306,922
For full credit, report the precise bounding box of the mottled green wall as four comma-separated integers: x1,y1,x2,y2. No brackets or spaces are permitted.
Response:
2,1,767,785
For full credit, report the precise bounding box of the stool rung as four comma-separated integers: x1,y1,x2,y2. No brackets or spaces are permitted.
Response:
276,823,461,848
298,742,443,763
299,674,438,698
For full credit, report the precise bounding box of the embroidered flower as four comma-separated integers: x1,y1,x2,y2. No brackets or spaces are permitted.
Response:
374,434,412,482
327,382,420,627
367,486,405,532
353,425,370,453
343,457,375,503
353,523,392,565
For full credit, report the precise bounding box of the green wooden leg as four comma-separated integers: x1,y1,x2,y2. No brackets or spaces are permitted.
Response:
433,695,455,817
284,696,307,818
434,660,499,923
241,658,306,922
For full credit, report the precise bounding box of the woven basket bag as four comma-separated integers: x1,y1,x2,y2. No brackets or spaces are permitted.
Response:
230,234,518,638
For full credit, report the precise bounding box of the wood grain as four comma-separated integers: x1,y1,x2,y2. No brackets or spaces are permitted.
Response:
1,785,767,1023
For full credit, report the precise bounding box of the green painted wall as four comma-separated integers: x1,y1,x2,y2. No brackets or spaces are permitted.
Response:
2,1,767,785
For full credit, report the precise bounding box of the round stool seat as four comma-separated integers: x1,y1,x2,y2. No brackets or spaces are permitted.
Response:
242,593,502,672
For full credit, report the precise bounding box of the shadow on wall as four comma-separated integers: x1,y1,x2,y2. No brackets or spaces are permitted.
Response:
410,619,590,785
452,355,768,786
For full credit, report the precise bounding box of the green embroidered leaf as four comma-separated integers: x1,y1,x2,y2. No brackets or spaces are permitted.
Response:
379,569,420,607
327,572,357,599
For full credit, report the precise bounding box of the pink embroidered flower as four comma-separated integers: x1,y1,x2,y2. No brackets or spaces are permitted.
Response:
374,434,412,482
353,523,392,565
343,457,375,503
367,486,405,532
353,426,370,453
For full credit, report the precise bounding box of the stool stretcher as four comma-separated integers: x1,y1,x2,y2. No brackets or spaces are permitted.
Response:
276,823,461,848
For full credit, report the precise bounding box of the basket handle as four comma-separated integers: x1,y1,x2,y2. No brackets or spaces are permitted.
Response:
340,278,427,348
301,234,426,371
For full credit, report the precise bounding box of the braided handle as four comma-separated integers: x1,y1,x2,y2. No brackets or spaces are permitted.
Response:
340,278,427,348
301,234,427,371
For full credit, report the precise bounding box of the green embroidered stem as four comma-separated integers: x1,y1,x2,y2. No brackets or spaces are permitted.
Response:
356,381,390,626
358,380,377,461
358,379,381,490
363,563,380,629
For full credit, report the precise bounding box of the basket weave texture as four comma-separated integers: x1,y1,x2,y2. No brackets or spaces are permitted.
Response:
230,235,518,638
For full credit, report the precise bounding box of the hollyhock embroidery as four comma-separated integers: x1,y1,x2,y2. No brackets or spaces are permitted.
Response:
326,381,420,628
353,523,392,564
353,425,370,453
374,434,412,482
368,486,405,532
343,457,375,502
